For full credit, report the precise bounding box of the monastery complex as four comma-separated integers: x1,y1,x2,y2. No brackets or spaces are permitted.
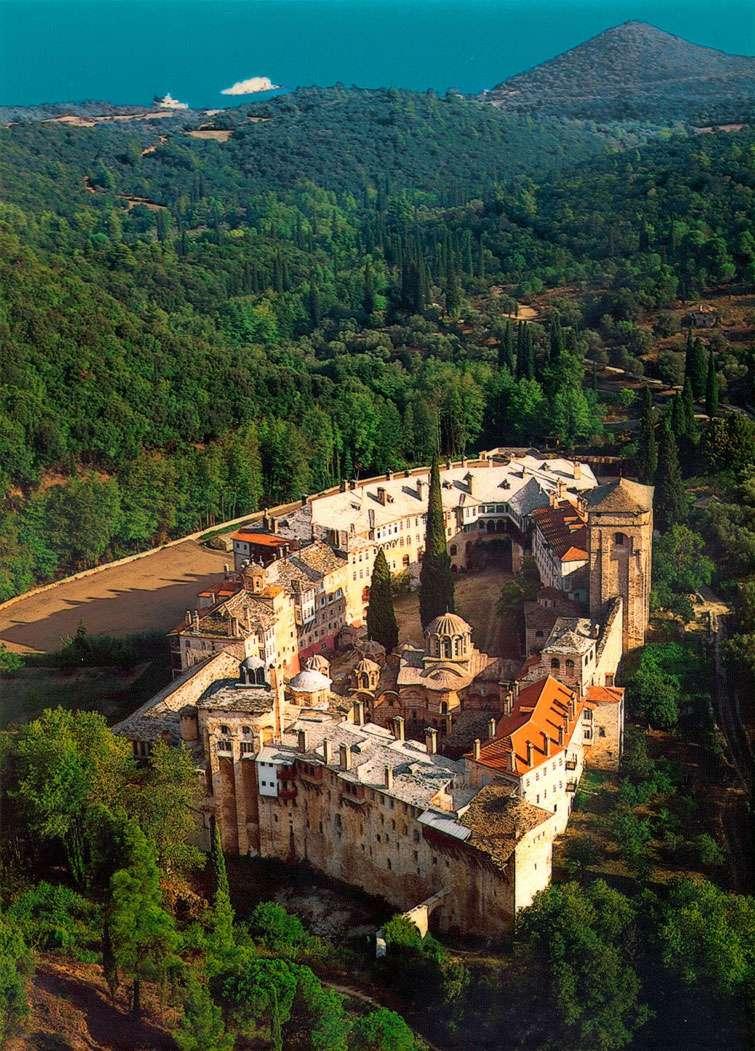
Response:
116,450,653,937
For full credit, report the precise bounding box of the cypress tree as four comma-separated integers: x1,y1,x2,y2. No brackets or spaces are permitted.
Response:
636,387,658,484
445,258,460,316
685,331,707,399
525,326,536,380
363,260,376,317
681,377,698,446
207,820,234,960
419,456,455,627
670,393,686,442
366,547,399,652
307,285,321,328
655,418,687,530
705,346,719,416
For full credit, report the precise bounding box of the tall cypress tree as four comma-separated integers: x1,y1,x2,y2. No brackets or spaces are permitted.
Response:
636,387,658,484
705,346,719,416
366,547,399,652
655,418,687,530
685,331,708,399
419,455,455,627
681,378,698,446
207,820,234,960
363,259,376,318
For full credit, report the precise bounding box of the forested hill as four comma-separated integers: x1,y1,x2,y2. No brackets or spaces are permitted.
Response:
484,21,755,122
0,85,752,601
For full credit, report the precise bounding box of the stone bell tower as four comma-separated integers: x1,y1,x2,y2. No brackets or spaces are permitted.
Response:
584,478,653,653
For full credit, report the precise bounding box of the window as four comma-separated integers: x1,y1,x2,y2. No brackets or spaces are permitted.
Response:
220,724,229,735
565,659,575,672
614,532,626,546
450,544,457,555
550,658,560,670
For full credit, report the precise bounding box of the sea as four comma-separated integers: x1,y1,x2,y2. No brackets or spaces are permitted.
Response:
1,0,754,109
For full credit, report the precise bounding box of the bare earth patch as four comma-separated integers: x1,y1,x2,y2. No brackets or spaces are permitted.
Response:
0,540,229,653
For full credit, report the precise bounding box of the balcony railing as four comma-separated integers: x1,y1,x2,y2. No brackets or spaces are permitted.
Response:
565,759,577,771
566,781,577,793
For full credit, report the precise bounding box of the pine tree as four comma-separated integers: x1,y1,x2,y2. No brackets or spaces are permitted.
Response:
366,547,399,652
207,820,234,959
419,455,455,627
705,346,719,416
655,419,687,530
109,821,179,1017
174,977,234,1051
636,387,658,484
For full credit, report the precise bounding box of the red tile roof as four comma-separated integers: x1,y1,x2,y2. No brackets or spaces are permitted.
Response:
531,500,587,562
230,531,289,548
466,675,582,776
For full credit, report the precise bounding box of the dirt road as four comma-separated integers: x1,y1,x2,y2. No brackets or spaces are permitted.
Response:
0,541,229,653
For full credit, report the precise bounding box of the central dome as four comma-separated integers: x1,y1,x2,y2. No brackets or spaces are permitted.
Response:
425,612,471,637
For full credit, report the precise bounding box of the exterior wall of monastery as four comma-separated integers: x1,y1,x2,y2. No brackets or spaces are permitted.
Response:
593,598,624,687
513,820,556,911
585,697,624,771
252,763,516,935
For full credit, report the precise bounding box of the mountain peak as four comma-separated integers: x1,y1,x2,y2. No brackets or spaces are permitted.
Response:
483,22,755,123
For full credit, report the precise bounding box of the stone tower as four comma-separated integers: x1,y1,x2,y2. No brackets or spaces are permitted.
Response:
584,478,653,653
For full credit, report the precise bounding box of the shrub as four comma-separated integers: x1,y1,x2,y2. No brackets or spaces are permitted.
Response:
9,882,99,958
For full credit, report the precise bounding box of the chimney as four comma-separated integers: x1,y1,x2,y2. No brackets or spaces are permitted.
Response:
376,487,387,506
488,717,496,739
231,616,241,638
192,610,200,629
416,478,425,501
558,725,565,746
368,508,376,530
386,471,393,481
473,738,481,761
445,458,452,470
384,765,394,789
339,743,351,770
353,699,365,726
542,731,550,757
340,479,347,493
425,728,438,755
185,609,192,626
322,739,332,765
349,478,357,490
297,729,308,752
526,741,534,767
510,750,516,773
573,461,582,481
301,494,307,507
179,709,198,742
392,716,405,742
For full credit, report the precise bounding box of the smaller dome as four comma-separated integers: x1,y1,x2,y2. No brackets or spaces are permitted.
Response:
288,669,332,693
305,654,331,675
425,612,471,637
355,657,380,674
240,655,265,670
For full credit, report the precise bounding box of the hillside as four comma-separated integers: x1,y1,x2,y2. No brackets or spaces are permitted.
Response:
484,21,755,122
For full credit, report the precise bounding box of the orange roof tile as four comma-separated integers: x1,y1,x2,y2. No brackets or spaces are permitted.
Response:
466,675,582,777
585,685,624,704
231,531,289,547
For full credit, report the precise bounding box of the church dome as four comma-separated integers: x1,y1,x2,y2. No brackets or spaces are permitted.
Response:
425,612,471,638
424,612,472,661
288,669,331,693
355,656,380,674
305,653,331,675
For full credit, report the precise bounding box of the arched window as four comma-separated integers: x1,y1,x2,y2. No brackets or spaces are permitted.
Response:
614,532,626,546
242,725,252,736
565,659,575,673
440,701,448,715
442,638,452,658
450,544,457,555
220,724,230,735
550,658,560,670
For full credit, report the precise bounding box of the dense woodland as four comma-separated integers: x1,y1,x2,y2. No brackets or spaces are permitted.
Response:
0,88,753,598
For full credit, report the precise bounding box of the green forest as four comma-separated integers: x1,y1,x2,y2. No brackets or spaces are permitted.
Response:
0,87,753,599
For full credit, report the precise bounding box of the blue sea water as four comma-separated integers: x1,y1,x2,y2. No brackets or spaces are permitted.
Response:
1,0,754,108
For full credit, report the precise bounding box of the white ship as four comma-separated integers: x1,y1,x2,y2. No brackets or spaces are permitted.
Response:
153,93,189,110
